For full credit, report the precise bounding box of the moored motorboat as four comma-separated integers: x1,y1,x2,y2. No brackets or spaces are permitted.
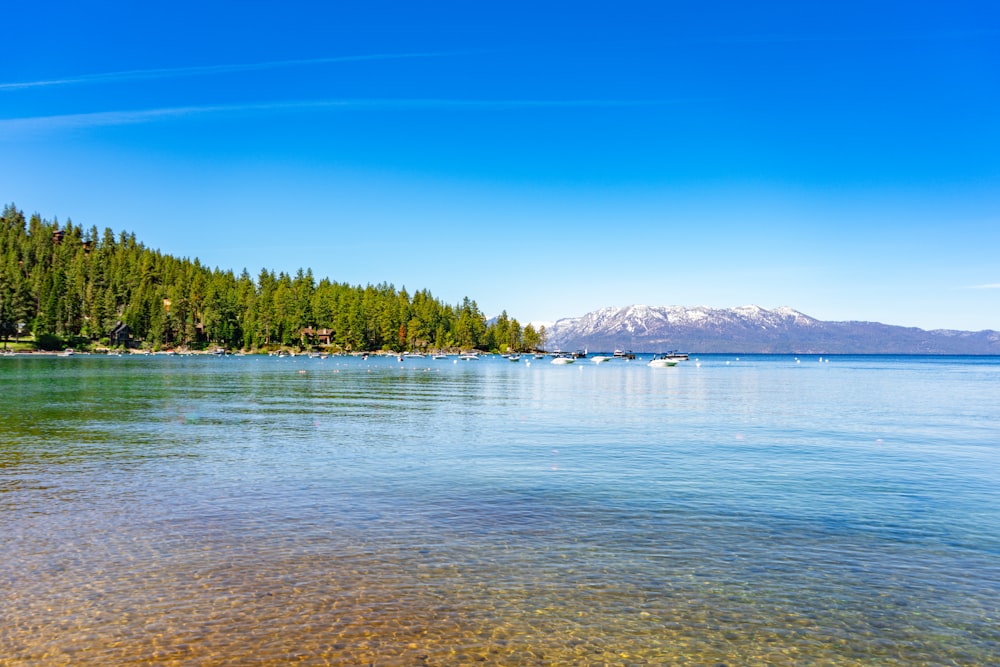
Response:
551,354,575,365
591,355,613,363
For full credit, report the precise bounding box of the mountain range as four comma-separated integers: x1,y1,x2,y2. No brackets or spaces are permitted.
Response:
541,305,1000,355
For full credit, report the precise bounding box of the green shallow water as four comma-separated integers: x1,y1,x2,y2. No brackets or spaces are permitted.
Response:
2,354,998,665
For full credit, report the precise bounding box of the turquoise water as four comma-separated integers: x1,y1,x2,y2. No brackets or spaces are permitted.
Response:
2,354,998,666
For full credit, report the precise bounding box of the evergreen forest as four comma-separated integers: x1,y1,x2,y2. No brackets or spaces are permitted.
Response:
0,203,546,353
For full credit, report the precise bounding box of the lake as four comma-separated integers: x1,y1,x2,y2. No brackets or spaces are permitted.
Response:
2,353,998,666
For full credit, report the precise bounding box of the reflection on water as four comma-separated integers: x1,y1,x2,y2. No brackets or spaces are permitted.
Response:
2,354,999,665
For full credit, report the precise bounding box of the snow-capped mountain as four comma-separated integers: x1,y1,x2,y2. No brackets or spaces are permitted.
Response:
542,305,1000,354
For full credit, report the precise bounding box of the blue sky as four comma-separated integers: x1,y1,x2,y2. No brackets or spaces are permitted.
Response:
2,1,998,330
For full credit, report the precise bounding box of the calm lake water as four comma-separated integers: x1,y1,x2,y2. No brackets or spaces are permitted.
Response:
2,353,998,666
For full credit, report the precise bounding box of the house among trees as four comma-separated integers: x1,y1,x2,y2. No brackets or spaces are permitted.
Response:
109,321,131,347
301,327,333,346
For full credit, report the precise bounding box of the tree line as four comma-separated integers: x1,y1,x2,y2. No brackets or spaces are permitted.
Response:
0,203,546,352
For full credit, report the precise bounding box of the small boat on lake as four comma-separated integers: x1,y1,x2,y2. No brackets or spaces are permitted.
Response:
649,353,680,368
551,354,575,365
591,355,613,363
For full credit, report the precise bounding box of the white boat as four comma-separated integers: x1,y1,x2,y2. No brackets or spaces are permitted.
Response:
551,354,575,365
591,355,613,364
432,353,449,360
458,353,479,361
508,354,521,362
649,354,680,368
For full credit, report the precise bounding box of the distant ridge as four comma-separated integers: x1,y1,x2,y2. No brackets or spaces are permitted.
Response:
544,305,1000,354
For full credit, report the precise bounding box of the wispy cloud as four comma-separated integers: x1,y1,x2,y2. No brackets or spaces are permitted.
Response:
0,52,459,91
969,283,1000,289
0,106,227,133
0,98,679,135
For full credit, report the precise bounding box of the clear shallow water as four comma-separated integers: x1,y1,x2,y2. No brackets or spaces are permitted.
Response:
2,354,998,666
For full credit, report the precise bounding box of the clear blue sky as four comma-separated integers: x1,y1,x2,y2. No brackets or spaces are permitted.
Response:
2,1,998,331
